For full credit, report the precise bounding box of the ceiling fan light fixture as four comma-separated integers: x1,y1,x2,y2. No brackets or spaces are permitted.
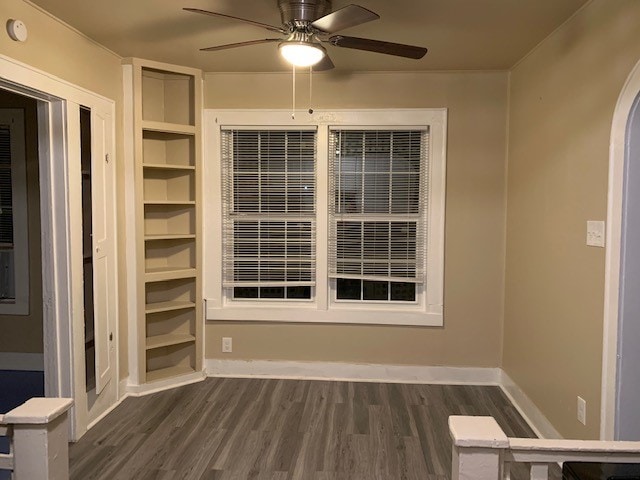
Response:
279,41,326,67
187,2,428,69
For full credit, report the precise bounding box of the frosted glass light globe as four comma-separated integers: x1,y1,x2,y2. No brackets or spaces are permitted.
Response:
279,42,325,67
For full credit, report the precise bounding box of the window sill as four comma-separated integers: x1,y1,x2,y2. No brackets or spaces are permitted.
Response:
205,300,443,327
0,300,29,316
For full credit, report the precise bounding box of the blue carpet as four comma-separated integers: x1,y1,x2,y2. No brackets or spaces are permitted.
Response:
0,370,45,479
0,370,45,414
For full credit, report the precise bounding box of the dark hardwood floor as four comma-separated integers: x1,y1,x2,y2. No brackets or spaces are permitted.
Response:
70,378,552,480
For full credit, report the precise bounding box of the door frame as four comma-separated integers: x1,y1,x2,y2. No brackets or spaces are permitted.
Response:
0,53,118,440
601,57,640,440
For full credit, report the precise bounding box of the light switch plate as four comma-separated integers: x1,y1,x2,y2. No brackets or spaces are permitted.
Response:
577,396,587,425
586,221,605,247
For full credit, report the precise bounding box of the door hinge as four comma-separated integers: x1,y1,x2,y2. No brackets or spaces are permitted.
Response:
105,153,110,163
109,332,113,341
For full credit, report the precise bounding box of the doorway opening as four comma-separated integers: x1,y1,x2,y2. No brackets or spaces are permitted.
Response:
0,89,45,411
614,91,640,441
80,106,97,393
0,55,118,441
602,57,640,440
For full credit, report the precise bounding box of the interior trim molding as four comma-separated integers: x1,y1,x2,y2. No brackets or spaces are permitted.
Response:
601,56,640,441
87,390,127,431
122,370,207,397
118,377,129,401
499,370,562,439
205,359,501,385
86,377,134,430
0,352,45,371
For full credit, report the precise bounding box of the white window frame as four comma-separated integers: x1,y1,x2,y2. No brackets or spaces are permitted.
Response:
204,109,447,326
0,109,29,315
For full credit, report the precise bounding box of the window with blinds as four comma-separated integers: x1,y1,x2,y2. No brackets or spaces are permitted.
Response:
328,129,428,302
0,126,15,302
221,129,316,300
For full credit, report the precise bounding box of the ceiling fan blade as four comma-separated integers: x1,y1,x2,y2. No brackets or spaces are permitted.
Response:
311,4,379,34
200,39,282,52
314,55,335,71
329,35,427,59
184,8,286,34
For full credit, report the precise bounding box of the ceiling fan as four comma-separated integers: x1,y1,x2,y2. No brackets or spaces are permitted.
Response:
184,0,428,70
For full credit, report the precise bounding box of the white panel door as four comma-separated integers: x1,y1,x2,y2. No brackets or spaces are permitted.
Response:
91,111,116,394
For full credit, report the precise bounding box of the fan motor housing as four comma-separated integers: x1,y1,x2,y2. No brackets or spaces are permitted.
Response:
278,0,332,25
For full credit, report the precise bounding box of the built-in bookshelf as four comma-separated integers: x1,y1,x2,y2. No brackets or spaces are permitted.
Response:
123,58,202,385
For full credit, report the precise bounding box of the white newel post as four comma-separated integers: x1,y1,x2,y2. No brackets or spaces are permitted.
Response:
3,398,74,480
529,463,550,480
449,416,509,480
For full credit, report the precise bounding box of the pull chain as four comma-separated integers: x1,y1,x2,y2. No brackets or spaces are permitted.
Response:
308,66,314,114
291,64,296,119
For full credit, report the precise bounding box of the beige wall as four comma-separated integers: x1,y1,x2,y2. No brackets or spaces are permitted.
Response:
1,0,128,376
204,71,509,367
503,0,640,439
1,0,120,100
0,90,42,354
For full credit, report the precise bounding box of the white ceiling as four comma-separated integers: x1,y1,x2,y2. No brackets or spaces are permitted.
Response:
29,0,589,72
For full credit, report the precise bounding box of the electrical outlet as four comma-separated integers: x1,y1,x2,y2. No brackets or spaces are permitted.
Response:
222,337,233,353
577,396,587,425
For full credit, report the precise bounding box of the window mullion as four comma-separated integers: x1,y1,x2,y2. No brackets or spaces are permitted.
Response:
315,125,329,309
359,220,364,300
388,132,394,296
285,132,288,290
258,133,262,287
360,134,365,298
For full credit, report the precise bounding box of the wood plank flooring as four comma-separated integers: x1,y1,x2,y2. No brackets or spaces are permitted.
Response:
70,378,557,480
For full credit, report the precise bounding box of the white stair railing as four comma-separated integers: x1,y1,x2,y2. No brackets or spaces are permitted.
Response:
0,415,13,473
449,415,640,480
0,398,73,480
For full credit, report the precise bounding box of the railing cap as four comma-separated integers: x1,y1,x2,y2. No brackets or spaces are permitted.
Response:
449,415,509,448
4,398,73,425
509,437,640,453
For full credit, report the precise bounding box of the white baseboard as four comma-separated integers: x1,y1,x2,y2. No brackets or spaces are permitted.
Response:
205,359,501,385
499,370,562,439
118,377,129,401
0,352,44,371
87,391,127,430
124,370,206,397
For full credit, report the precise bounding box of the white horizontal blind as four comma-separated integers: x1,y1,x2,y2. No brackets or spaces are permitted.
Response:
328,129,428,283
221,129,316,287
